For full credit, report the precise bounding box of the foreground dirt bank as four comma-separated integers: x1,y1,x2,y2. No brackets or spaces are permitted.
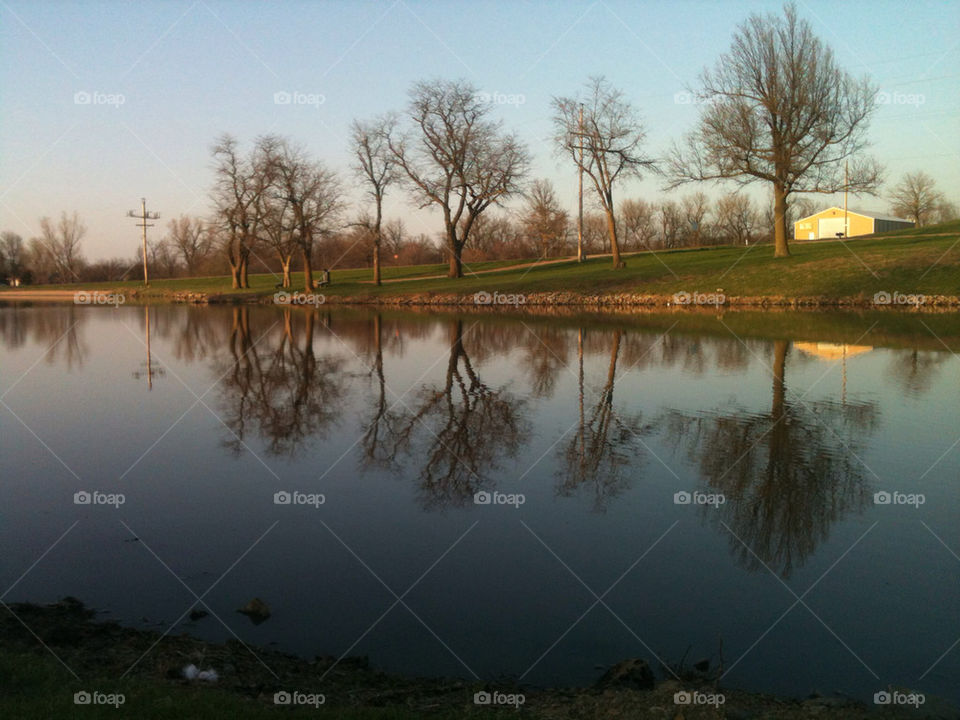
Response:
2,599,955,719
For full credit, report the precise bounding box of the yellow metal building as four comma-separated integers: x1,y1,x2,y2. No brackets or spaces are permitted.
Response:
794,207,914,240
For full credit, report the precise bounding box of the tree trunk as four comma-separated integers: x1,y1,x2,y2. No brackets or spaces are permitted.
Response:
605,210,624,268
281,257,292,288
303,248,314,291
229,261,241,289
239,255,249,288
372,242,381,286
773,183,791,258
448,243,463,278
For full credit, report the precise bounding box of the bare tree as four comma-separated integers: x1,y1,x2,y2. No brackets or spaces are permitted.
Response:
935,198,958,224
889,171,944,227
388,79,529,278
0,231,25,282
210,134,269,288
681,192,711,246
273,140,343,291
619,199,657,250
521,178,569,258
657,201,684,249
165,215,212,276
553,76,656,268
715,192,758,246
668,3,882,257
351,116,397,285
37,211,85,282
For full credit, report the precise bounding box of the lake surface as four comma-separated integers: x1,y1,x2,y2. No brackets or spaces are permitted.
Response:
1,303,958,703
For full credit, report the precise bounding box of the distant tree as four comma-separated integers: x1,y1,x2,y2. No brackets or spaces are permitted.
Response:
165,215,212,276
388,79,529,278
37,211,86,282
935,198,958,224
657,201,685,249
553,76,656,268
715,192,758,246
889,171,945,227
668,3,882,257
619,199,657,250
0,231,25,282
681,192,711,246
521,179,569,258
351,116,398,285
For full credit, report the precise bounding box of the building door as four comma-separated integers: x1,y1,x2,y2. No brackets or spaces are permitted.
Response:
818,217,846,239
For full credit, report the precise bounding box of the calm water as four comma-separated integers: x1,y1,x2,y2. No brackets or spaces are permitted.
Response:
1,303,958,703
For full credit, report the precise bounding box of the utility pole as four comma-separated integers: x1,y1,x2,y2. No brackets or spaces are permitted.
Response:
127,198,160,286
577,103,585,263
843,160,849,238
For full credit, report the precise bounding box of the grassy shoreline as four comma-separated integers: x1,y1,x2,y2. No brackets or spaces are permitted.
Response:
2,598,940,719
3,222,959,307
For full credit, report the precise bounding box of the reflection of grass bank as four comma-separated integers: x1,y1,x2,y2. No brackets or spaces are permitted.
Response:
1,599,931,719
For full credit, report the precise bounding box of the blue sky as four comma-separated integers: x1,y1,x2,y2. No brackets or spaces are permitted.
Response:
2,0,958,259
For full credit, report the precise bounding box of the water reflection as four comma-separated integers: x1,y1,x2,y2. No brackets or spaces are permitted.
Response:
666,340,878,577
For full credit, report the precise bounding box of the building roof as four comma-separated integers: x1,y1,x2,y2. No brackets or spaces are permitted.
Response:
795,207,913,224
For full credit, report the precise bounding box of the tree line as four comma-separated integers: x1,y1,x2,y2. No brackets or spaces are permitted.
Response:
1,3,957,287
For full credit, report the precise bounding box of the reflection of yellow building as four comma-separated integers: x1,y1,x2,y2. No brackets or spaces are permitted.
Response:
794,343,873,360
795,342,873,403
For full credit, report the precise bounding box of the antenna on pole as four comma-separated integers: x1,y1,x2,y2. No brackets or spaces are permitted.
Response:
127,198,160,286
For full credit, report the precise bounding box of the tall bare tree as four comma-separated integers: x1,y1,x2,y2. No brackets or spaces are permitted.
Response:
553,76,656,268
388,79,529,278
668,3,882,257
165,215,212,276
521,178,569,258
210,134,269,288
681,192,711,246
889,171,944,227
272,140,343,291
351,116,397,285
37,211,86,282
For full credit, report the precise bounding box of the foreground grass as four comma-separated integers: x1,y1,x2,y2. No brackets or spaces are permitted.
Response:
5,220,960,301
0,650,472,720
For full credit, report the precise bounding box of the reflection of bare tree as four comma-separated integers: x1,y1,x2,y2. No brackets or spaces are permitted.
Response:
392,319,528,510
520,325,569,398
559,329,654,511
216,307,346,456
667,340,879,577
885,348,948,396
16,305,88,370
360,314,405,470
